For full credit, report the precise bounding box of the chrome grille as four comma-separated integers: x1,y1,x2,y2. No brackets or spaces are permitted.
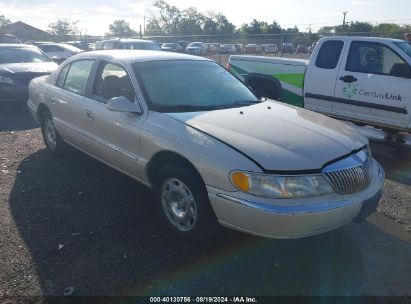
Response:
323,148,371,194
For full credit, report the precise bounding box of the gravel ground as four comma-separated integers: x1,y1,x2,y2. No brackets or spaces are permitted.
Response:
0,103,410,300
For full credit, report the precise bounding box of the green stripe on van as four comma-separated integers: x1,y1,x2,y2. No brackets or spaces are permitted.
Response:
282,89,304,108
274,73,304,89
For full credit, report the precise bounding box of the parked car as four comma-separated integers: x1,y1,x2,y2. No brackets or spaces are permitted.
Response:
220,44,237,54
235,44,244,54
177,40,191,50
296,45,309,54
228,36,411,133
244,44,260,54
27,50,384,241
282,43,295,53
0,44,57,103
37,43,83,63
185,42,208,56
161,43,183,53
0,34,19,44
264,44,278,54
95,38,161,51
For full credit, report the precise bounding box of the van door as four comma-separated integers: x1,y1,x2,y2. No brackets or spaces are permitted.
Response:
304,39,345,114
334,40,411,128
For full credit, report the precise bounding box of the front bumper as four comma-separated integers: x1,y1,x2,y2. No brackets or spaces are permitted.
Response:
0,84,28,103
207,159,385,238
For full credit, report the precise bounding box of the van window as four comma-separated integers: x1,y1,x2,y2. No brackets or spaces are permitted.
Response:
315,41,344,69
346,41,405,75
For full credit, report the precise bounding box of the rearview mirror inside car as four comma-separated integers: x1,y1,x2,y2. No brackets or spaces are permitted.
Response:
107,96,143,114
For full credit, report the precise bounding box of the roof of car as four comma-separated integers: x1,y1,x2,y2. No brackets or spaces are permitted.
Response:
323,36,404,43
70,50,211,63
0,44,37,48
101,38,156,43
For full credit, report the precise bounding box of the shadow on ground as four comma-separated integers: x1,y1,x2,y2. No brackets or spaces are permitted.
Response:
8,148,411,297
0,103,38,132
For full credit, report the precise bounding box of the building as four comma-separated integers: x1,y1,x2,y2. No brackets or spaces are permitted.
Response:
1,21,53,42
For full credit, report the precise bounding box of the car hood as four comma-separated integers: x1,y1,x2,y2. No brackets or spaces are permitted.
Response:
186,47,201,50
166,101,367,172
0,62,58,75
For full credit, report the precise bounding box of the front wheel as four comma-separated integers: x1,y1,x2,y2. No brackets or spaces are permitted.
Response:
154,165,219,241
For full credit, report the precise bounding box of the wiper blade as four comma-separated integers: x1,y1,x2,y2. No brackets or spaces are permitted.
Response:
234,100,260,105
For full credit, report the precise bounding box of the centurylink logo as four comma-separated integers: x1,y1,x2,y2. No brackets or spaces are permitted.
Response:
343,83,358,98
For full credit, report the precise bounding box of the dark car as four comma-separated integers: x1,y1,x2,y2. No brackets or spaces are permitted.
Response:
296,45,309,54
177,40,191,50
282,43,295,53
0,44,58,103
95,38,161,51
244,44,260,54
161,43,183,53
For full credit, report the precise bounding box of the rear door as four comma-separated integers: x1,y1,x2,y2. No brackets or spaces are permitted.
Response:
304,39,346,114
334,40,411,128
47,59,95,147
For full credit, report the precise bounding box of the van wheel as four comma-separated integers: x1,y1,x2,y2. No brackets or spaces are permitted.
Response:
248,79,281,100
154,165,219,242
40,110,67,155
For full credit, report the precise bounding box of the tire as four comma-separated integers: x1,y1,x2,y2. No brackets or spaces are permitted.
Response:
154,165,219,241
249,80,281,100
40,109,67,155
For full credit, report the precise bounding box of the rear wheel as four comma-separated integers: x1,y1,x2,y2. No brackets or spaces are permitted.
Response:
40,110,67,155
247,79,281,100
154,165,219,241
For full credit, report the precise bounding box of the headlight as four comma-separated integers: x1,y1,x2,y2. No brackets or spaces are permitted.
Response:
230,171,334,198
0,76,15,85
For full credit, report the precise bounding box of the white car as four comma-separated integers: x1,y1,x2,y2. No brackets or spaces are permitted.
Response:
27,50,384,241
37,43,83,63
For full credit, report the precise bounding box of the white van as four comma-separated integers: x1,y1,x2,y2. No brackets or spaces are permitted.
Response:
228,36,411,132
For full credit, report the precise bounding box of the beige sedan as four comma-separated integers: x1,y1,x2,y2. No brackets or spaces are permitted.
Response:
28,50,385,241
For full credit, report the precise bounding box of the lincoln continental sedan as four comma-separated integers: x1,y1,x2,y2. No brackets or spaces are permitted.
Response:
27,50,385,241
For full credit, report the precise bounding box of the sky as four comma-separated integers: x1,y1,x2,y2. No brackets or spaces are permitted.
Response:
1,0,411,35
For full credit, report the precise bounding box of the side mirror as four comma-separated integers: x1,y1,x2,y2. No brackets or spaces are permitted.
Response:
390,63,411,79
107,96,143,114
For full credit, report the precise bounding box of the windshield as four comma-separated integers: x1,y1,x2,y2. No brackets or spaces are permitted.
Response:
0,47,51,64
122,42,161,50
395,42,411,59
134,60,259,112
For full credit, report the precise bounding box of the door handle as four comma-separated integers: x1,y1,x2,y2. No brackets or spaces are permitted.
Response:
339,75,358,83
86,111,95,121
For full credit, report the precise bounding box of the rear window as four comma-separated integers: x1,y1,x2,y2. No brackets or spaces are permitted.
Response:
315,40,344,69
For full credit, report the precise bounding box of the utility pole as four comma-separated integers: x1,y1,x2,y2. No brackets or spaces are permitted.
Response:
342,11,348,31
143,16,146,36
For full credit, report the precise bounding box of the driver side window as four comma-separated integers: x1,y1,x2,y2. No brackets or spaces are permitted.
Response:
346,41,405,76
92,62,135,104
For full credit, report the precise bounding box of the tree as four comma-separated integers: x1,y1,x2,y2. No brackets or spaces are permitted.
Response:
0,15,11,29
107,20,137,37
48,20,78,35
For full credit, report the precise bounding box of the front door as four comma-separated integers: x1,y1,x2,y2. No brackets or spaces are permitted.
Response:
81,61,146,178
334,40,411,128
